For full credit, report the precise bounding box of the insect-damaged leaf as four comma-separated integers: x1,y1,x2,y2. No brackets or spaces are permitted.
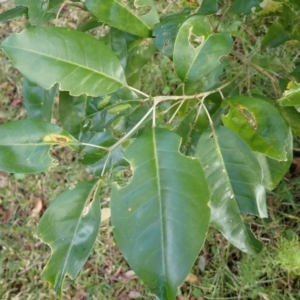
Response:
36,180,101,295
0,120,78,174
111,128,210,299
222,96,290,161
1,27,126,97
196,126,266,254
173,15,233,83
277,81,300,107
255,128,293,191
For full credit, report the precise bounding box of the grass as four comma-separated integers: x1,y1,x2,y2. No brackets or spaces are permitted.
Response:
1,1,300,299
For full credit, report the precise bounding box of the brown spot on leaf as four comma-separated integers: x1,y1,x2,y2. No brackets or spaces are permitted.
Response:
43,134,71,144
238,106,257,130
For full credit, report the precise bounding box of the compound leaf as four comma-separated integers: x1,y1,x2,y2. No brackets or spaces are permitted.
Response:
222,96,289,161
196,126,266,254
111,128,210,299
36,180,101,295
1,27,126,97
0,120,78,174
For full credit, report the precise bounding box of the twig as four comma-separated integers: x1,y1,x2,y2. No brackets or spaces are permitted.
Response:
231,50,281,96
108,105,154,152
128,86,150,98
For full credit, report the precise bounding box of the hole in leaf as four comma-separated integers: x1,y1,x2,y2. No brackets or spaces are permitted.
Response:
188,27,204,49
121,0,151,17
82,189,96,217
238,106,257,130
135,5,151,16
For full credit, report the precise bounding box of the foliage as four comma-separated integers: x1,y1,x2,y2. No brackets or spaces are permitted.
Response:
0,0,300,299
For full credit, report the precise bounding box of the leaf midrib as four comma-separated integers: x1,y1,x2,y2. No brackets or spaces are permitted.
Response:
58,181,98,286
105,0,150,30
152,129,169,298
3,45,126,86
211,128,255,246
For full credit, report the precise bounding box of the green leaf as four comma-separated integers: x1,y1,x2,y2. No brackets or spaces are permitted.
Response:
76,18,103,32
255,128,293,191
111,128,210,299
0,6,28,22
15,0,48,25
1,27,126,97
87,100,140,132
59,92,87,138
0,120,78,174
36,180,101,295
153,10,191,57
231,0,263,15
80,131,115,165
101,28,128,69
125,40,157,88
197,0,218,15
278,81,300,107
84,0,159,37
196,126,266,254
262,22,290,48
23,78,57,122
222,96,289,161
278,106,300,137
173,15,233,83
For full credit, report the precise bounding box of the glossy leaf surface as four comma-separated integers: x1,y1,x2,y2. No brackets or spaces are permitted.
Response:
0,120,78,173
111,128,210,299
196,126,266,254
84,0,159,37
1,27,126,97
222,96,289,161
23,78,57,122
37,180,101,294
173,15,233,83
255,128,293,190
59,92,87,138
